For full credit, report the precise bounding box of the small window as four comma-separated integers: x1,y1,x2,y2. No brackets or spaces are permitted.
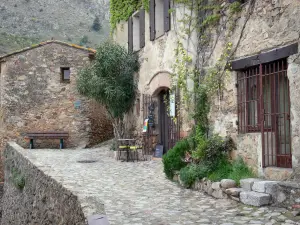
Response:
61,67,70,82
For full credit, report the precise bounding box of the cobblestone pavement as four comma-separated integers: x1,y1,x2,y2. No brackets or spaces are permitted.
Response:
29,145,300,225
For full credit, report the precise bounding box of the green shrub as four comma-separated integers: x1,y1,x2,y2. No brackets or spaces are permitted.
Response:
229,1,242,16
208,157,255,184
12,168,25,190
208,157,232,181
162,139,189,179
228,157,255,185
192,134,235,169
179,163,209,188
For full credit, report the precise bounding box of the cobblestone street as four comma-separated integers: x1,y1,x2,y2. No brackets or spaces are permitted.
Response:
29,144,300,225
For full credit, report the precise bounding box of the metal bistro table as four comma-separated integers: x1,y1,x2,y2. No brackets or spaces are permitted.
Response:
117,139,136,162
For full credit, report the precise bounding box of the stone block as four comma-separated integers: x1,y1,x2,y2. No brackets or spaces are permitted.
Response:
240,191,271,206
221,179,237,189
225,188,243,197
212,189,228,199
173,174,179,182
240,178,262,191
193,180,202,190
207,187,213,195
212,182,221,190
276,192,286,203
252,181,279,193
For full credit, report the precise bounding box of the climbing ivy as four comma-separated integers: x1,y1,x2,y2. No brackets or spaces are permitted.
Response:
110,0,149,31
169,0,254,132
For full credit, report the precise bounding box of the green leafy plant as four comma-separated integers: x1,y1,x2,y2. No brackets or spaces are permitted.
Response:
77,41,140,139
228,157,255,184
229,1,242,16
12,168,25,190
208,157,232,181
179,163,209,188
208,157,255,184
110,0,150,31
162,139,190,179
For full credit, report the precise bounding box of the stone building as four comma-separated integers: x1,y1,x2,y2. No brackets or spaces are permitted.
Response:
113,0,300,180
0,40,113,150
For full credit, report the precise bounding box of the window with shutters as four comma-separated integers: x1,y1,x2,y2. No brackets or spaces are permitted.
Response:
150,0,171,41
155,0,164,38
132,11,140,51
128,9,145,51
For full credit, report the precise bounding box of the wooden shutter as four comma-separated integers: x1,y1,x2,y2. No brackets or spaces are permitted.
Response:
140,9,145,48
164,0,171,32
149,0,155,41
128,17,133,52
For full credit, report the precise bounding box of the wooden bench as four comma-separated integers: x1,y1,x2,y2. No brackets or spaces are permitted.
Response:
24,132,69,149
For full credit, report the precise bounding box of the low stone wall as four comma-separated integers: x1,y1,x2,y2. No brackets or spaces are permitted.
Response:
176,174,300,209
1,143,88,225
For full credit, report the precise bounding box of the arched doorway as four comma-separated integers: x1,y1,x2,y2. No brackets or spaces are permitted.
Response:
142,71,180,156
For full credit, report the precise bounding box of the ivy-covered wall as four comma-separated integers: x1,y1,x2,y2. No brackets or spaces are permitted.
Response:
110,0,149,31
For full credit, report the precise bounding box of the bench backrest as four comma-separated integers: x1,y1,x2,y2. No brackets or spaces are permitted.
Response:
24,132,69,138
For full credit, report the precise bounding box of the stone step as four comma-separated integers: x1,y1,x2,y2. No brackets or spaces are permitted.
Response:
240,178,263,191
225,188,243,197
252,181,279,193
240,191,271,207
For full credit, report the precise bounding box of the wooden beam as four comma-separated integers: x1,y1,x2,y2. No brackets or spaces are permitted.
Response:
231,43,298,70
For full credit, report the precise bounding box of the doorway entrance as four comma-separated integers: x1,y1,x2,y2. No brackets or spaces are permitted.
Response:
158,89,180,154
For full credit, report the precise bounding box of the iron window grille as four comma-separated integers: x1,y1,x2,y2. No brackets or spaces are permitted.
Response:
237,58,292,168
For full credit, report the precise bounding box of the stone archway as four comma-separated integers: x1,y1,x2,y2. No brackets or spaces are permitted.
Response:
147,71,171,97
145,71,180,153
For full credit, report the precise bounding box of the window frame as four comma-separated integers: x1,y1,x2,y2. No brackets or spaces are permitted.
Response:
60,67,71,83
237,59,289,134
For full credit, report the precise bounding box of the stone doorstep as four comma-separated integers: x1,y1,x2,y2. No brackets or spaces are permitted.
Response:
240,191,271,207
252,181,279,193
240,178,263,191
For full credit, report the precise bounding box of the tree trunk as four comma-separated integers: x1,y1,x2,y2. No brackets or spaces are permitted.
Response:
112,117,125,139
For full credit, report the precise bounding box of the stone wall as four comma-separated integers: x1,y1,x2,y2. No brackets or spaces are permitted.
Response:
1,142,88,225
114,1,300,176
0,42,113,150
287,53,300,177
205,0,300,176
113,5,196,140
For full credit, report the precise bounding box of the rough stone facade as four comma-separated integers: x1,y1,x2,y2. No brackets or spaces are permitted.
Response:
0,41,113,150
114,0,300,179
1,142,88,225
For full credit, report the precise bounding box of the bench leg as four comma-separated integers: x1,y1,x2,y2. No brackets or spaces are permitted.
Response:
60,139,64,149
30,139,34,149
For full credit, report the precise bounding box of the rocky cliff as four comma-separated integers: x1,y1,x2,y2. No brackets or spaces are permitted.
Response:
0,0,110,56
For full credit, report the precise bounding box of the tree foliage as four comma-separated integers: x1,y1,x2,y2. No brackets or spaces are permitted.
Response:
77,41,140,137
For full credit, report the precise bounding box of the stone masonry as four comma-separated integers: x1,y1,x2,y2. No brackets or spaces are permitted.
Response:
2,142,300,225
114,0,300,179
0,41,113,150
